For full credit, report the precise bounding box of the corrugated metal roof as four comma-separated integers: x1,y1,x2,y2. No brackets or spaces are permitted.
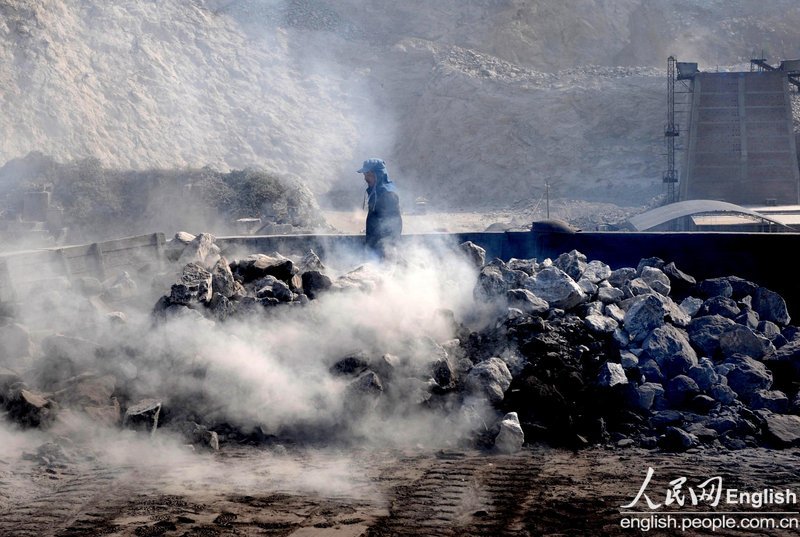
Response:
628,200,792,230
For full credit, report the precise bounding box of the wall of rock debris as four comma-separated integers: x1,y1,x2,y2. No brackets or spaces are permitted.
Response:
2,231,800,455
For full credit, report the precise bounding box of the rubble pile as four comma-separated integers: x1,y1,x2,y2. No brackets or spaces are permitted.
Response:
3,232,800,455
468,247,800,451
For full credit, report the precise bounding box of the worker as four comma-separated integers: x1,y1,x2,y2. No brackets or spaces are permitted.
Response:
358,158,402,257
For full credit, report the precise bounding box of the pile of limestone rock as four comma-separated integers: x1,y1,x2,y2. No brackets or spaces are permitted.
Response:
462,242,800,451
4,231,800,455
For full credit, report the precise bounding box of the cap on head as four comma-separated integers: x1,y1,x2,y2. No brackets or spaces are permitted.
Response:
357,158,386,174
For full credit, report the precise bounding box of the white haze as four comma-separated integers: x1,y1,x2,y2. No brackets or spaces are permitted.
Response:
1,0,799,208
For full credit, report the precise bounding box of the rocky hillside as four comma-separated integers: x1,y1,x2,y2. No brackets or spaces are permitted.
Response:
1,0,798,208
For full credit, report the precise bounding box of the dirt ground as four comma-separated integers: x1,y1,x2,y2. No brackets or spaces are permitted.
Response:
2,442,799,537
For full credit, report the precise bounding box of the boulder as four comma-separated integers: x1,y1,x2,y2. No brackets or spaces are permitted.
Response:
687,315,736,358
234,254,294,283
629,382,665,411
679,297,703,317
123,399,162,435
752,287,791,326
577,278,598,297
750,390,789,413
620,351,639,369
345,371,384,413
458,241,486,268
608,267,637,288
554,250,587,281
507,258,538,276
639,359,664,383
178,232,217,268
726,276,758,299
465,357,513,404
665,375,700,407
170,263,213,305
659,426,696,452
719,324,774,360
687,358,720,391
5,388,57,428
636,257,665,274
640,266,671,296
584,314,619,335
764,414,800,447
206,294,236,321
723,354,772,402
710,384,737,405
211,257,237,299
597,362,627,387
493,412,525,454
299,249,325,272
598,286,624,304
506,289,549,315
605,303,625,324
758,320,782,341
698,278,733,299
662,262,696,294
624,278,653,297
700,296,740,319
52,374,119,426
582,260,611,284
735,310,760,330
301,270,332,299
642,325,698,378
524,267,586,310
623,294,665,342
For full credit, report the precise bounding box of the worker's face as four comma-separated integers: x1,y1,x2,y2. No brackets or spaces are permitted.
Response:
363,171,377,187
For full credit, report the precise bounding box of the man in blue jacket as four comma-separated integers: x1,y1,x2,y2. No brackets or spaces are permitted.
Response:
358,158,402,257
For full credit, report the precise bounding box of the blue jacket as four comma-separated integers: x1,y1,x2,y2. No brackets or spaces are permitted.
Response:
358,159,402,249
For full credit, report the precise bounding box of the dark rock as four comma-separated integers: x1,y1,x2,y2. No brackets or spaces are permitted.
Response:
178,232,217,268
700,296,740,319
710,384,737,405
639,266,671,296
628,382,665,411
206,294,235,321
726,276,758,299
651,409,684,428
170,263,213,305
662,262,696,294
698,278,733,299
598,286,624,304
608,267,637,288
636,257,665,274
299,249,325,272
752,287,791,326
623,294,666,342
301,270,332,299
723,354,772,402
687,315,736,358
639,359,664,383
330,352,370,376
642,325,698,378
624,278,653,298
758,320,782,340
554,250,587,281
582,260,611,284
680,297,703,317
719,324,774,360
764,414,800,447
665,375,700,407
123,399,162,435
687,358,719,391
5,388,57,428
659,426,696,451
750,390,789,413
686,421,718,441
234,254,295,283
735,310,759,330
690,395,717,414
